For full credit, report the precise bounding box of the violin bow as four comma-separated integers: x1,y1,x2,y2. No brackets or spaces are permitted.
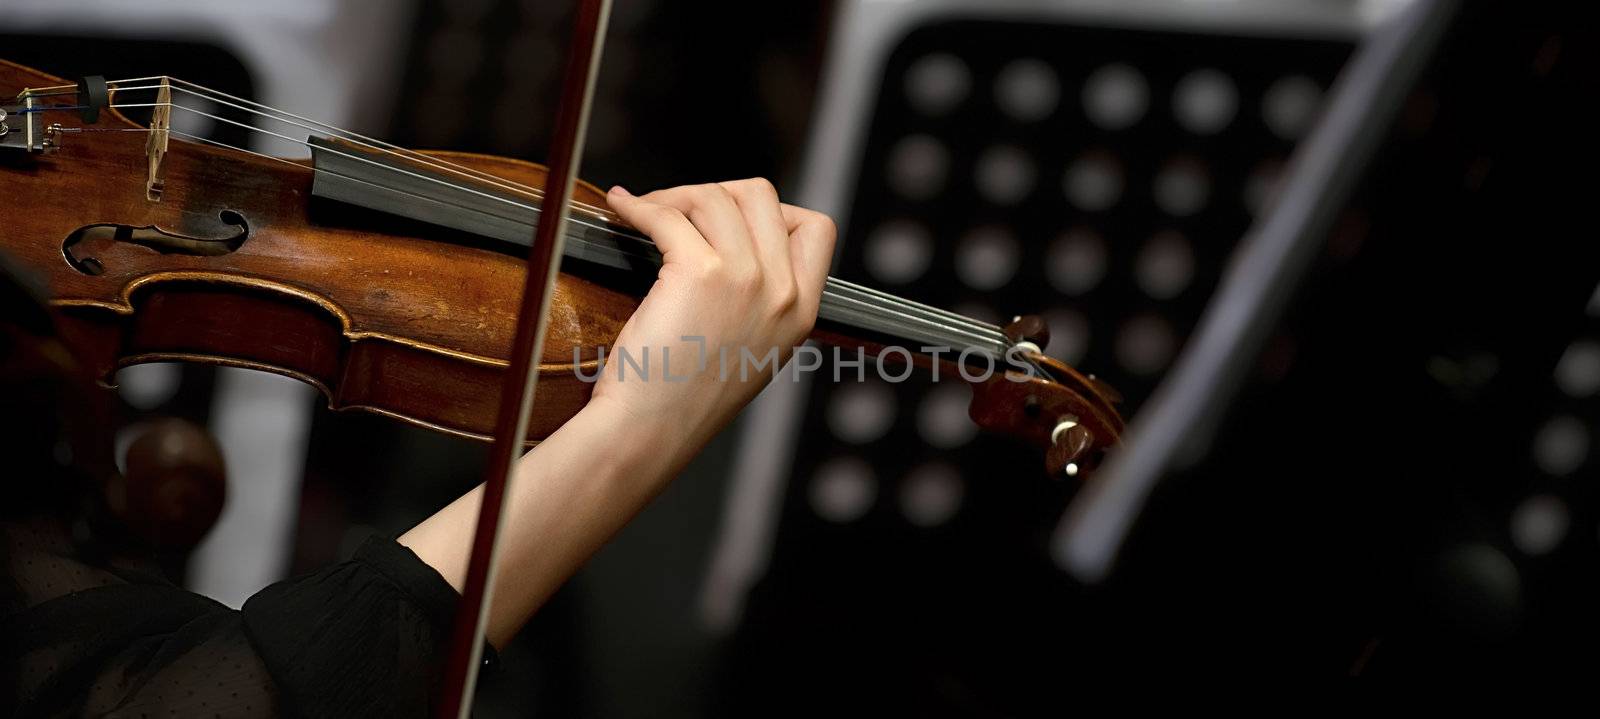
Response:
436,1,613,716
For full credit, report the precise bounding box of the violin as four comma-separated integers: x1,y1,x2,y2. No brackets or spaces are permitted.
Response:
4,16,1122,712
0,57,1121,478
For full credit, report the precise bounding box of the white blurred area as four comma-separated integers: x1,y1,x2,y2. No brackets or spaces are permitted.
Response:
3,0,416,607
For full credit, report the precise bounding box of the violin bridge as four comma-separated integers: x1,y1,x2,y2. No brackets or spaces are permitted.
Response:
144,77,171,201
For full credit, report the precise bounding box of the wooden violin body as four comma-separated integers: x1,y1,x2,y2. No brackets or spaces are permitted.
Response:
1,58,1121,471
3,59,628,443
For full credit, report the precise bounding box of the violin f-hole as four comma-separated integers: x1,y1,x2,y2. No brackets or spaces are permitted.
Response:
62,210,250,275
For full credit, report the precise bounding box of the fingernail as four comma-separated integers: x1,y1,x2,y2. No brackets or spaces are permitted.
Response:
609,185,632,197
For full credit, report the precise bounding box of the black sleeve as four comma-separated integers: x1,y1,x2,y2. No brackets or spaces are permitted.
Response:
241,535,484,718
3,519,490,718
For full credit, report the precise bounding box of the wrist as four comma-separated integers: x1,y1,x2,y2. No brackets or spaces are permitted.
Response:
561,392,705,484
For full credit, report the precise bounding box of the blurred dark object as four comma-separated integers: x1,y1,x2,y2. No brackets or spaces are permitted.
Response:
1055,0,1455,585
0,34,257,148
1089,1,1600,679
726,5,1354,713
0,252,95,508
110,418,228,550
3,254,223,552
388,0,830,189
732,0,1598,710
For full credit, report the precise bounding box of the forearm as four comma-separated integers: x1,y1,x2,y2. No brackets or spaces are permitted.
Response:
397,179,834,650
397,395,700,648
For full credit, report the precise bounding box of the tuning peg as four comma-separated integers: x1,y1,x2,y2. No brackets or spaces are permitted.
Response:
1003,314,1051,354
1046,417,1093,479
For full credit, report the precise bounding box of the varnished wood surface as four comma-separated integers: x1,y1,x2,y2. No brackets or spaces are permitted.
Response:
1,58,1121,468
2,59,634,442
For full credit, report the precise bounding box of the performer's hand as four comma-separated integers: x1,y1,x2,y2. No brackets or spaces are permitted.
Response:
598,180,835,465
401,179,833,649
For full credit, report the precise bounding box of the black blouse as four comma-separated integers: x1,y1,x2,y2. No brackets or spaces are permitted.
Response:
2,513,485,718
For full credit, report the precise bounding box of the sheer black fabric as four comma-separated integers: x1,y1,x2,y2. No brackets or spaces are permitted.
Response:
2,511,485,718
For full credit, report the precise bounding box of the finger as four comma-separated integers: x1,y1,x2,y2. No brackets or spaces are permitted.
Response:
639,184,757,268
779,204,838,311
717,178,793,283
607,186,711,262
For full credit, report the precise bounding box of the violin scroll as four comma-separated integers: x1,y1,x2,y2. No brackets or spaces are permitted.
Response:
968,314,1124,480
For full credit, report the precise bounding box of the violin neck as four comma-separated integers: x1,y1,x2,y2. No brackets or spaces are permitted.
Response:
307,136,1014,363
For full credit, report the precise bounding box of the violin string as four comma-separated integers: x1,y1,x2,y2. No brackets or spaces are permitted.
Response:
24,79,1021,353
29,75,525,193
31,78,1013,345
825,275,1003,333
21,76,166,93
23,80,621,223
149,84,606,220
158,78,622,222
141,79,1017,346
154,75,1004,344
41,94,1014,354
158,124,1010,356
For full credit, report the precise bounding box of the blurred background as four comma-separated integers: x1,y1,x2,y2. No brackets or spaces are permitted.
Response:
3,0,1596,711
